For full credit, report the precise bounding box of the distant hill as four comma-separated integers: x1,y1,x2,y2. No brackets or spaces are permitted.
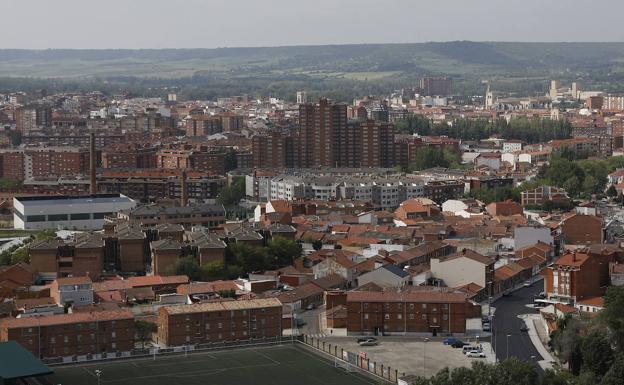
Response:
2,42,624,100
0,42,623,78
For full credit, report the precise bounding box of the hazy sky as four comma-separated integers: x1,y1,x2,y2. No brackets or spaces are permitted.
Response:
3,0,624,49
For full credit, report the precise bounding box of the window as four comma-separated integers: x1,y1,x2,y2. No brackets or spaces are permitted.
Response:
432,317,437,324
50,337,56,344
26,215,46,223
397,314,402,320
421,314,427,320
206,323,211,330
218,323,222,329
48,214,68,221
70,213,90,220
186,336,190,342
384,314,390,320
64,336,68,343
409,314,415,320
364,314,369,320
363,303,368,310
443,314,448,321
111,332,116,338
409,303,415,310
93,212,111,219
111,342,116,350
421,304,427,310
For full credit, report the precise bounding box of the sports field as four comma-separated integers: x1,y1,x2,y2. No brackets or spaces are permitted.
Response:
46,345,380,385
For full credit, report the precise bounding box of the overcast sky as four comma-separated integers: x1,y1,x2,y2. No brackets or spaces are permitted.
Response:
3,0,624,49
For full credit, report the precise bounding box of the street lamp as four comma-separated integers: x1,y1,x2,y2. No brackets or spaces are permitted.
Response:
506,334,511,360
487,281,493,317
423,337,429,375
94,370,102,385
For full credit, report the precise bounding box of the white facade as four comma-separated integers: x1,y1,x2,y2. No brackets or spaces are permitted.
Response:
502,141,522,153
14,194,136,230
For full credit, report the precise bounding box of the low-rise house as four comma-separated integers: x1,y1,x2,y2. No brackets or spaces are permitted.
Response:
386,241,455,267
430,249,495,289
610,262,624,286
50,276,93,307
521,185,570,207
357,264,411,288
275,282,324,310
560,214,603,245
486,200,523,217
515,241,554,261
575,297,604,314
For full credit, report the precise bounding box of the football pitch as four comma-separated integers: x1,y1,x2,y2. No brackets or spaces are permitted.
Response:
45,344,381,385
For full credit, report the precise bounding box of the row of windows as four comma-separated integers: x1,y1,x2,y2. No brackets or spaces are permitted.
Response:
363,313,449,321
24,212,111,222
362,303,449,311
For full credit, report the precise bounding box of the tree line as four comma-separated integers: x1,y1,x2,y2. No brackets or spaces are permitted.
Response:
396,116,572,144
170,236,302,281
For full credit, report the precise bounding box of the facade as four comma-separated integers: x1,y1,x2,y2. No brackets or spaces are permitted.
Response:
542,251,606,305
357,265,411,288
0,310,135,359
419,78,453,96
430,249,495,289
298,99,347,168
50,276,94,306
156,298,282,347
345,288,475,336
14,194,136,230
117,203,226,229
560,214,603,245
29,233,105,280
521,186,570,207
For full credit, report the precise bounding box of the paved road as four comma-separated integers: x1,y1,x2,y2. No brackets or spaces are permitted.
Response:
298,305,325,335
491,283,544,368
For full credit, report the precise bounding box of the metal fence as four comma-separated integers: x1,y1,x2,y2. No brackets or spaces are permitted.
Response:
42,335,296,366
299,335,399,383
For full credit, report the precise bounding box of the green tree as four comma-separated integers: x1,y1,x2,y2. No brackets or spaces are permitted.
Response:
227,242,267,273
600,354,624,385
602,286,624,350
199,260,226,281
134,320,157,348
581,330,614,378
217,177,246,207
11,247,29,264
265,236,302,269
607,185,618,197
312,240,323,251
224,150,238,172
170,256,201,280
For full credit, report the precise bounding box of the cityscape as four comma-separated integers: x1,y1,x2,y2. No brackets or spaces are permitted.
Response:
0,1,624,385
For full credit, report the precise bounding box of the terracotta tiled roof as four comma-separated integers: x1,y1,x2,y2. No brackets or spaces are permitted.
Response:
0,309,134,329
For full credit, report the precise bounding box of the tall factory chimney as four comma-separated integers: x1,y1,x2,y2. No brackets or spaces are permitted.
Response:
181,169,188,206
89,132,97,195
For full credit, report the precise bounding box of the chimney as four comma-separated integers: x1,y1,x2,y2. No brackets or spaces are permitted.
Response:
181,169,188,207
89,132,97,195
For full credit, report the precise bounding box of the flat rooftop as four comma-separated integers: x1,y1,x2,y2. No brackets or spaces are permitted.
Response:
15,193,134,207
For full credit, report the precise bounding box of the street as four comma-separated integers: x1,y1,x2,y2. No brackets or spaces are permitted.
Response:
491,283,544,368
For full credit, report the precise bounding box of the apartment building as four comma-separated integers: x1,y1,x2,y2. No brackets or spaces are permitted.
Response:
156,298,282,347
0,310,135,358
345,287,476,336
299,98,347,168
542,251,607,305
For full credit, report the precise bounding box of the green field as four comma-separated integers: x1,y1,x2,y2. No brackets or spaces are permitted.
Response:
46,345,379,385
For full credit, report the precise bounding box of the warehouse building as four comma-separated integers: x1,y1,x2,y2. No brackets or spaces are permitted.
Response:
14,194,136,230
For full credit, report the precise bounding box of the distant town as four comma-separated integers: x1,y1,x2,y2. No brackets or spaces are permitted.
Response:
0,75,623,385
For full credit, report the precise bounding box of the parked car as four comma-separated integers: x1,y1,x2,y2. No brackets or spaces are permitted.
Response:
358,338,379,346
482,322,491,332
463,346,480,354
523,280,532,287
443,338,461,345
520,324,529,332
466,350,486,358
451,341,469,348
306,303,316,310
502,292,512,297
357,337,377,343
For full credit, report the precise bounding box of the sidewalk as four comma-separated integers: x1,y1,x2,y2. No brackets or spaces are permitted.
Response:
519,314,556,370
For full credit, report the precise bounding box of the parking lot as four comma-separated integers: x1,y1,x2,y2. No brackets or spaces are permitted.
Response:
321,336,495,378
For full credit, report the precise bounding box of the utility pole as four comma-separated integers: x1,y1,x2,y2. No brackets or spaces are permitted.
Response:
423,338,429,375
506,334,511,360
95,370,102,385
